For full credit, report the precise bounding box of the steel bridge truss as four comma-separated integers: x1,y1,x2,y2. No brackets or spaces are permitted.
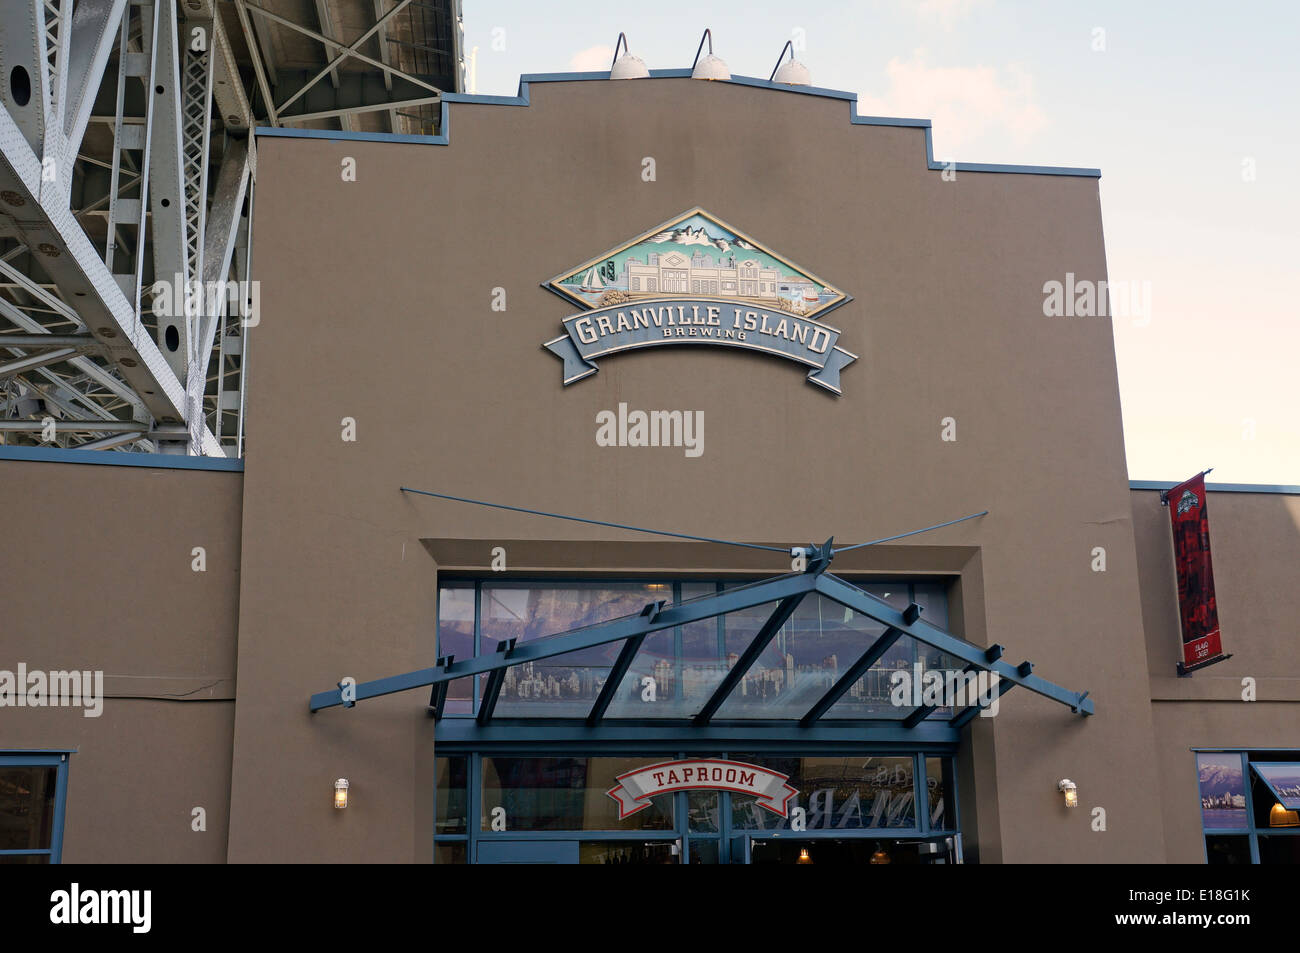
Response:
0,0,463,455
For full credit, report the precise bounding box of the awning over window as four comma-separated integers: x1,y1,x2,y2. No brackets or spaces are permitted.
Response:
309,550,1094,740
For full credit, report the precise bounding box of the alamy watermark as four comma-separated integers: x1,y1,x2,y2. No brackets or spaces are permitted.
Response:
1042,273,1151,326
151,274,260,326
596,402,704,457
890,665,1001,718
0,664,103,717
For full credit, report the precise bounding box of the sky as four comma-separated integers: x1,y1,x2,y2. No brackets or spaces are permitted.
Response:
462,0,1299,486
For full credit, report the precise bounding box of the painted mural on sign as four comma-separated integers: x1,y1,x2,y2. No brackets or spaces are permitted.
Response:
542,208,858,394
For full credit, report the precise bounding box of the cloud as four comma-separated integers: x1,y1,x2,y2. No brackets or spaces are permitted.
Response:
569,45,614,71
857,51,1047,152
911,0,993,30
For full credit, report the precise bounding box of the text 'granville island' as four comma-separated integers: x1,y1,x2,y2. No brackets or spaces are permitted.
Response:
573,304,834,351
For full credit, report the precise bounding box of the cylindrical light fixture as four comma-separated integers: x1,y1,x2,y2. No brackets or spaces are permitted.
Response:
1270,802,1299,827
610,32,649,79
1058,778,1078,808
796,847,813,864
334,778,350,809
690,29,729,81
769,40,811,86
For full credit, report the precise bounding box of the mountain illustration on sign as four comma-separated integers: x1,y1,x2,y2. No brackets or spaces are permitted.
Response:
548,209,846,320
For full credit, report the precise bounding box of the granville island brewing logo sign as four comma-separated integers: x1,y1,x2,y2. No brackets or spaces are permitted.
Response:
542,208,858,395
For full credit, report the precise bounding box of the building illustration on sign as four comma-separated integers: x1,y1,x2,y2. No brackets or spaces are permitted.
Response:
542,208,859,394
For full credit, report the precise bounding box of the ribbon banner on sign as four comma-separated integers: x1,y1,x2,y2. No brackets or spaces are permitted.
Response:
607,758,798,819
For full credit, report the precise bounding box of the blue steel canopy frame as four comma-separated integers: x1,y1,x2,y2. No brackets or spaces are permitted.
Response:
309,551,1095,732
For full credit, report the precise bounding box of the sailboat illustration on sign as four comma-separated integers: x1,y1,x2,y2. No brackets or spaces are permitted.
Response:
579,266,606,293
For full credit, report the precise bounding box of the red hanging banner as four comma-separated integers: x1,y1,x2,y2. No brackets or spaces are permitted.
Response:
1164,472,1229,674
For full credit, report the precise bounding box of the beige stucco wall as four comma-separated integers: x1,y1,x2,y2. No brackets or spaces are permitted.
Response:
230,76,1166,862
0,457,241,862
1132,488,1300,863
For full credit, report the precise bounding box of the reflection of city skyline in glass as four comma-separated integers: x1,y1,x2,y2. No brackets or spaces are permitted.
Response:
454,585,954,718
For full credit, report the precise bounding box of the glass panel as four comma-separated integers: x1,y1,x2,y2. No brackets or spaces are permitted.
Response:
437,585,474,715
435,757,468,834
608,593,789,719
579,841,678,864
434,841,468,864
687,839,720,864
0,767,56,852
1204,835,1251,864
480,757,675,832
731,756,915,831
688,787,721,833
1197,753,1247,830
718,593,924,719
482,582,667,716
604,582,718,719
925,757,953,830
0,853,50,864
1257,835,1300,864
1253,763,1300,811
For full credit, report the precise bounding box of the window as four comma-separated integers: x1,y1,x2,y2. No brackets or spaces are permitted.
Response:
0,753,69,864
437,578,953,720
435,750,957,864
1196,750,1300,863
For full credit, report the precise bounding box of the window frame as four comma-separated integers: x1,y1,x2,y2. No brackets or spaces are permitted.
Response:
1194,748,1300,864
0,751,71,864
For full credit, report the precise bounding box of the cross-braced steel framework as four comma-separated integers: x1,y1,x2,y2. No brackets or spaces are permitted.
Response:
0,0,463,455
309,554,1096,745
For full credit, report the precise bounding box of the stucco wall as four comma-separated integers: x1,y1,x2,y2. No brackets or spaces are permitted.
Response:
232,76,1165,862
1132,488,1300,863
0,457,241,862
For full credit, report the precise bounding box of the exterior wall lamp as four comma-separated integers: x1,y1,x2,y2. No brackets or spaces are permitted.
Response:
769,40,811,86
1058,778,1078,808
334,778,349,809
690,29,730,81
609,33,649,80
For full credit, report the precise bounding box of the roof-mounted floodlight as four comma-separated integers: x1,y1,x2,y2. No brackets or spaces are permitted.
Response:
610,32,649,79
691,28,730,80
770,40,811,86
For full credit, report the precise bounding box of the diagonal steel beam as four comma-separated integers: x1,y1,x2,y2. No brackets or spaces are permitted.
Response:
814,574,1094,717
240,1,443,94
586,601,663,726
691,592,806,726
279,96,440,125
310,572,822,712
60,0,129,185
799,626,903,726
233,0,278,125
278,0,415,115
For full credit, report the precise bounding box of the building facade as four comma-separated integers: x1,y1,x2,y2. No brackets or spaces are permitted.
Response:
2,70,1297,865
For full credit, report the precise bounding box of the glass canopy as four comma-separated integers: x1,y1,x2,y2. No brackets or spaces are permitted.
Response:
309,564,1096,736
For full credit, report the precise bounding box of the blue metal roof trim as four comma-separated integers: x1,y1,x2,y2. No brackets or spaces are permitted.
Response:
0,444,243,471
1131,480,1300,496
255,70,1102,178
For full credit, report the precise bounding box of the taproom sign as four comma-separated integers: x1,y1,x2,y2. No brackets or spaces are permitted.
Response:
542,208,858,395
607,758,798,819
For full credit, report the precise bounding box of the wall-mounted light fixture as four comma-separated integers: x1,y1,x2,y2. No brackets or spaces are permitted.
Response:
769,40,811,86
690,29,729,81
1270,802,1299,827
610,33,649,80
334,778,350,809
796,847,813,864
869,842,891,864
1058,778,1078,808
